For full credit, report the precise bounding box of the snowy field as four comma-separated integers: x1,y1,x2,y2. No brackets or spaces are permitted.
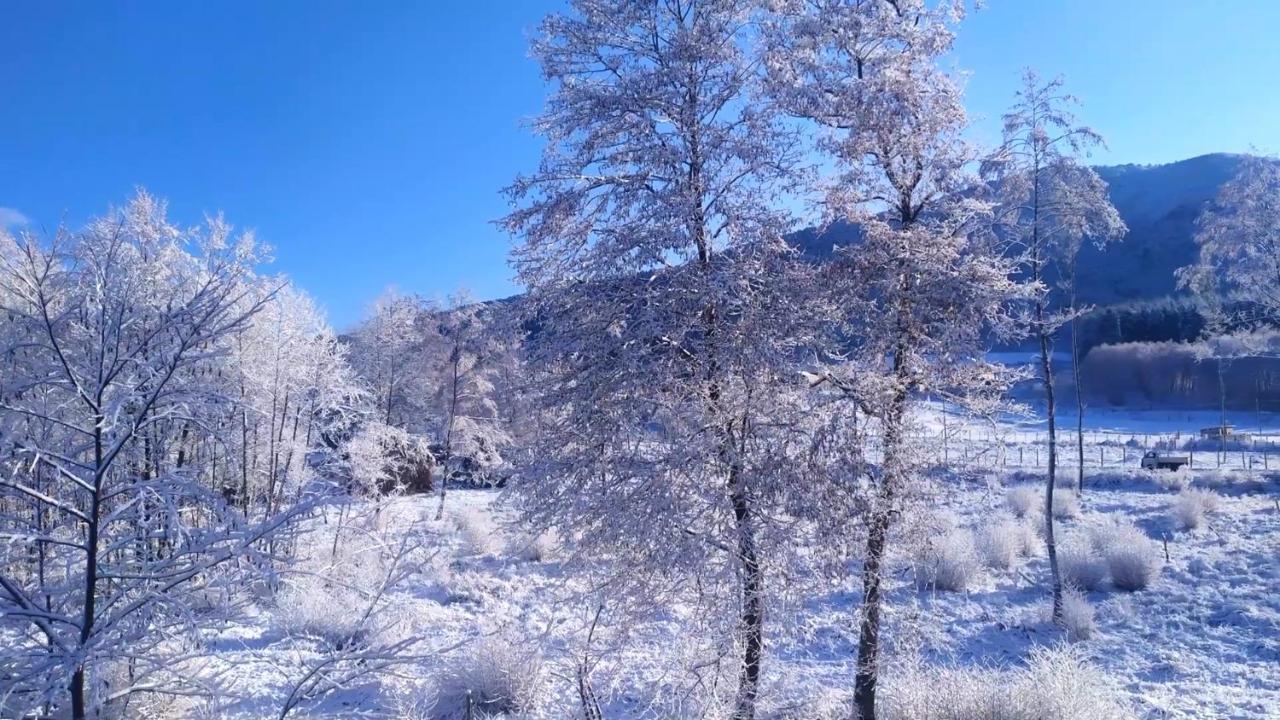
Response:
128,455,1279,719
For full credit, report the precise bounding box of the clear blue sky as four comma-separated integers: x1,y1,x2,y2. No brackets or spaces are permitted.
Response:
3,1,1278,328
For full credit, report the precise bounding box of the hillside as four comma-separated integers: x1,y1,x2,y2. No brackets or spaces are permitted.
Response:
794,153,1250,308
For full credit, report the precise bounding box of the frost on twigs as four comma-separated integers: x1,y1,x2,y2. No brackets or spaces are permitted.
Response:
880,646,1134,720
435,633,546,719
915,528,983,592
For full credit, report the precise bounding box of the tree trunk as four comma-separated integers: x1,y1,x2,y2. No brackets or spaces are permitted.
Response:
1039,308,1064,622
852,372,907,720
435,345,462,521
72,420,106,720
1069,262,1085,494
729,464,763,720
853,506,890,720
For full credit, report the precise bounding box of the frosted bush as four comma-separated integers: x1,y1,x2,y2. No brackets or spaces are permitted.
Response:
274,576,366,648
1154,467,1192,492
1172,488,1221,530
507,528,560,563
880,646,1133,720
1013,646,1134,719
1087,519,1161,591
915,529,982,592
1200,469,1239,490
453,507,501,556
1006,485,1078,520
1058,537,1106,591
1059,587,1096,642
976,517,1036,570
1106,539,1162,591
436,635,544,718
1050,488,1081,519
1005,486,1039,518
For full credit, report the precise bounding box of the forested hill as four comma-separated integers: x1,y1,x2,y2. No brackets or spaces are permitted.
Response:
791,153,1249,308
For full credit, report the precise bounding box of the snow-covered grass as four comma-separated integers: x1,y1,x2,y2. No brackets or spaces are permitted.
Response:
143,453,1277,720
1084,518,1163,591
274,576,371,648
1059,587,1097,642
1058,536,1107,591
436,634,545,718
975,516,1037,570
1172,488,1221,530
453,505,502,556
508,528,560,563
1051,488,1082,519
915,528,982,592
1005,486,1039,518
1004,484,1078,520
881,646,1133,720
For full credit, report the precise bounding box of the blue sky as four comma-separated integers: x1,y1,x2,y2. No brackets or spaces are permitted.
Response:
3,1,1278,328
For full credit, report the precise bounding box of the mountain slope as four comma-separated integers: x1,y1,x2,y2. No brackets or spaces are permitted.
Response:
794,153,1251,308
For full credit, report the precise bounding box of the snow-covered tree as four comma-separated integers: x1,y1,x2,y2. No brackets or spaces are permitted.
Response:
986,70,1125,620
1177,154,1280,457
426,292,511,519
501,1,813,716
0,193,311,718
764,2,1026,717
348,289,432,429
1179,154,1280,325
0,191,370,719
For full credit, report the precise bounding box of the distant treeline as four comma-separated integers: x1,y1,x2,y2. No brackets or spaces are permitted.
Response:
1076,297,1205,354
1076,336,1280,410
1075,297,1276,355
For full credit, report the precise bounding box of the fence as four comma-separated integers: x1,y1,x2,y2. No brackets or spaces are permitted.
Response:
921,424,1280,473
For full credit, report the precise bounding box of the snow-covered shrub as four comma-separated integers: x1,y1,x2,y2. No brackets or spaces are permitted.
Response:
880,646,1132,720
1058,537,1106,591
1154,467,1192,492
1059,587,1096,642
1105,539,1161,592
274,576,367,648
915,529,981,592
1050,488,1081,519
436,635,544,718
440,569,492,606
975,517,1036,570
1087,519,1161,591
384,679,439,720
453,507,500,556
1172,487,1221,530
1199,469,1241,491
1006,485,1078,520
507,528,560,563
1005,485,1039,518
1011,646,1134,719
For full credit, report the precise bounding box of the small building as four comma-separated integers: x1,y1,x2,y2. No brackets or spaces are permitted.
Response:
1199,425,1249,441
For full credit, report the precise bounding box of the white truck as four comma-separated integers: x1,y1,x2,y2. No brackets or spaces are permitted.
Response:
1141,450,1190,471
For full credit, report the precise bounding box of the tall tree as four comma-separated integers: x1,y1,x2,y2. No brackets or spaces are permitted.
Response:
0,193,313,719
428,292,511,519
1179,154,1280,326
502,1,810,716
348,289,430,429
764,2,1025,718
1178,155,1280,452
986,70,1124,620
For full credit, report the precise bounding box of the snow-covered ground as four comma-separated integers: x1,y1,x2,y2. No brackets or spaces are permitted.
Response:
165,453,1279,720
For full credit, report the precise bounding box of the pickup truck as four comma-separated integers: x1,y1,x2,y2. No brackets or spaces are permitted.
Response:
1141,450,1190,471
